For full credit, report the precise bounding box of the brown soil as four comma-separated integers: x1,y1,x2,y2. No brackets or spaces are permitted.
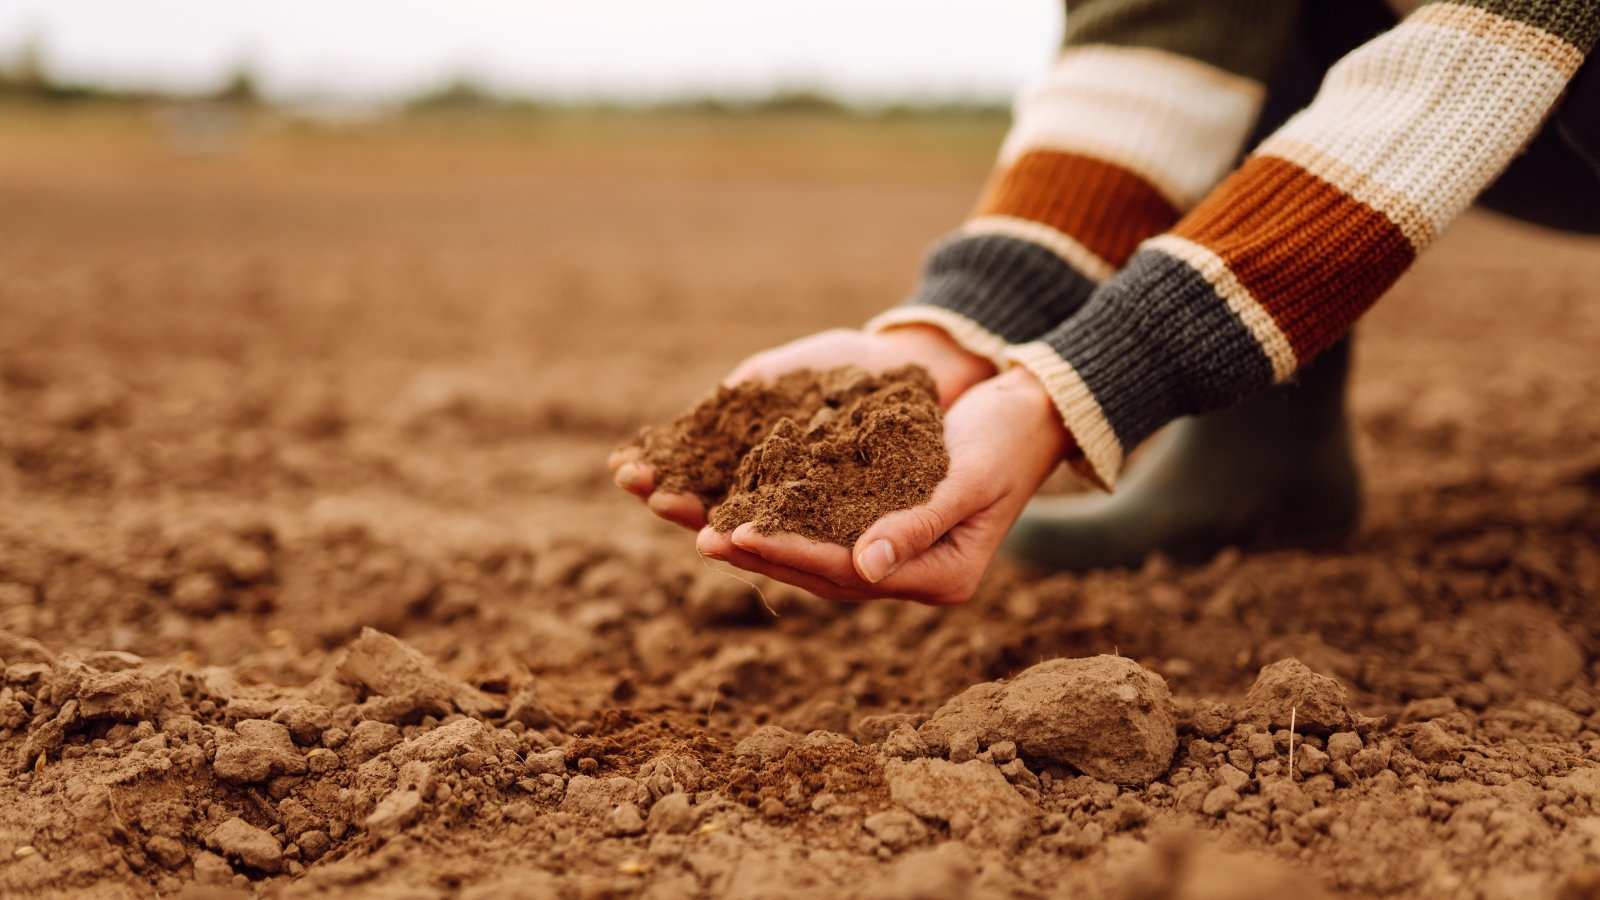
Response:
630,365,946,545
2,108,1600,899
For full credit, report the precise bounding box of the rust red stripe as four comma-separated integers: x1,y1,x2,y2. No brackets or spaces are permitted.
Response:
1173,155,1416,360
975,150,1179,270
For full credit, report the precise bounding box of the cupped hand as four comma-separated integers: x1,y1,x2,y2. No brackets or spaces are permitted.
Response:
607,445,708,529
610,323,994,531
694,366,1072,604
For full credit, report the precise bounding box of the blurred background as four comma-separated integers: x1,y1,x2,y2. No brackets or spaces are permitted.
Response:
0,1,1056,110
0,2,1061,420
0,0,1065,560
1,0,1597,559
4,0,1599,537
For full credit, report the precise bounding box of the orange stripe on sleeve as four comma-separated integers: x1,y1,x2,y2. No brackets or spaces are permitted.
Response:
1173,155,1416,359
976,150,1181,271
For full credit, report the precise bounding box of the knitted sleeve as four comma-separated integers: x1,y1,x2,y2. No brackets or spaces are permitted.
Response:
1007,0,1599,491
865,0,1301,371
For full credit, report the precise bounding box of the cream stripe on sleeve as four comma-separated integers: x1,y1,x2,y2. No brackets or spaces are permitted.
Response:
999,45,1265,210
1261,7,1578,246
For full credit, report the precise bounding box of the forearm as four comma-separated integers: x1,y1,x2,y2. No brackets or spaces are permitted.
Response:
869,0,1300,369
1013,0,1599,491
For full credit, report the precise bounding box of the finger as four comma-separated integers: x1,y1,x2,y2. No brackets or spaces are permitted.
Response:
865,511,1004,605
722,365,758,388
607,445,642,472
647,491,707,530
723,354,776,388
729,524,861,589
698,529,875,602
613,463,655,498
724,364,786,389
851,467,995,584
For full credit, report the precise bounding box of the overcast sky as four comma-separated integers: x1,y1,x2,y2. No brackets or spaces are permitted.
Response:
0,1,1061,104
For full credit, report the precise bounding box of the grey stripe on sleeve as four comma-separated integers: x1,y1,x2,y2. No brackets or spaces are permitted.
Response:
908,233,1101,344
1041,247,1276,449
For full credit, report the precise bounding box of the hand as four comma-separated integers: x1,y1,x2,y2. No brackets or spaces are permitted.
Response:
724,325,995,409
694,366,1072,605
610,324,994,531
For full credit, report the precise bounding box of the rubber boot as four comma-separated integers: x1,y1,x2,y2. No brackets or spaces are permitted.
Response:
1003,338,1361,571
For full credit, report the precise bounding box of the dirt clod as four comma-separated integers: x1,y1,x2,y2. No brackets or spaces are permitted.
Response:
1242,658,1366,735
365,787,424,839
604,802,647,836
145,834,187,870
734,724,801,761
212,719,307,784
921,655,1178,785
1409,721,1461,763
647,792,698,834
57,658,160,721
1466,603,1585,698
864,808,930,851
206,817,283,874
343,720,403,762
504,679,558,729
885,758,1036,848
330,627,498,721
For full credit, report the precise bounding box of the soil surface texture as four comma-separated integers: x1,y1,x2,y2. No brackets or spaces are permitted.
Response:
2,109,1600,899
629,365,947,545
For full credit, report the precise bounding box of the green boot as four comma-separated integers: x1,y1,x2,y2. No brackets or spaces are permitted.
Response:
1003,338,1361,571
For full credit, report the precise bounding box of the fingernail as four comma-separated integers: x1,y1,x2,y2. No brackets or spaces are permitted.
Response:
616,464,644,489
731,524,759,554
857,540,898,583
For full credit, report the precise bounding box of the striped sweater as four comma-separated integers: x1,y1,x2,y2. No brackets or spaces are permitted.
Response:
868,0,1599,490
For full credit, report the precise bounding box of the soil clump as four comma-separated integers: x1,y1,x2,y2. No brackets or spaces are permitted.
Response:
919,655,1178,786
627,365,949,545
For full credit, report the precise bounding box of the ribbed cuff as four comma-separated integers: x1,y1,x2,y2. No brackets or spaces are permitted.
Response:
1009,246,1281,491
1005,342,1123,492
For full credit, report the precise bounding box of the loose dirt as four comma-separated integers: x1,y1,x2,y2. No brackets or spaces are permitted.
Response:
629,365,948,545
2,109,1600,898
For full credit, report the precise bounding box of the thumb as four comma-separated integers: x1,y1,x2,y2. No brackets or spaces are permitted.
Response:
721,363,756,388
851,471,992,584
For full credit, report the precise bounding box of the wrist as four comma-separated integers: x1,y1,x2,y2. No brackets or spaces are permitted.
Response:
992,365,1076,461
878,324,997,399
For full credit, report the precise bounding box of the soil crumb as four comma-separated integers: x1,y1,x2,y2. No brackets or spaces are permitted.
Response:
627,365,948,545
1242,657,1374,736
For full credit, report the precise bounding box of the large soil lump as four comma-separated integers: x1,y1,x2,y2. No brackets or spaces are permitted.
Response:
1242,658,1363,735
920,655,1177,785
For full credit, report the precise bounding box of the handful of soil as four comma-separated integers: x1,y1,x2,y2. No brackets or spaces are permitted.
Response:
623,365,949,546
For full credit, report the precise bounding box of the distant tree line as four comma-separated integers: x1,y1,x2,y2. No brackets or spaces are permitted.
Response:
0,29,1003,119
0,29,262,105
402,81,1006,120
